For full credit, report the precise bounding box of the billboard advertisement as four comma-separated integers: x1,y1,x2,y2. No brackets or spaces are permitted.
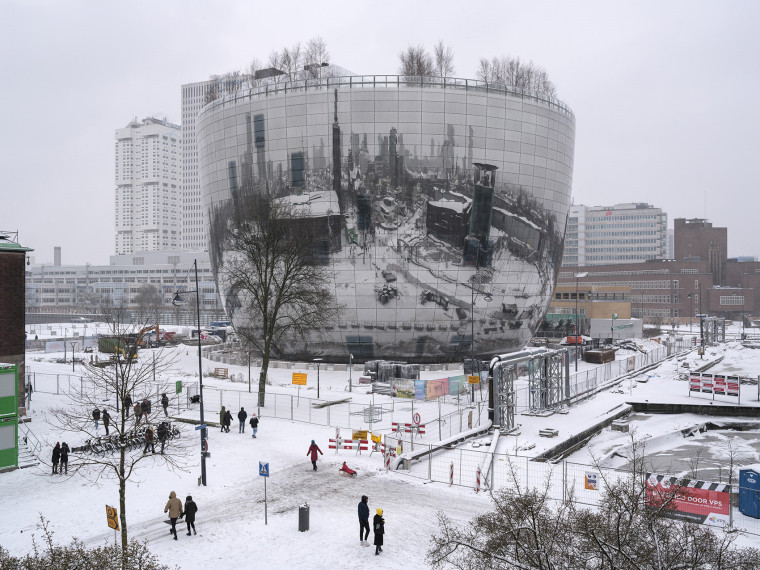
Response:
646,473,730,527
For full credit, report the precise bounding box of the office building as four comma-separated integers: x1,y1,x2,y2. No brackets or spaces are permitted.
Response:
563,203,667,267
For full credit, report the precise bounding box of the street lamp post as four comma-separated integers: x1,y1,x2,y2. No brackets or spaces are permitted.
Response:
687,293,693,333
574,272,588,372
172,259,207,486
314,358,323,399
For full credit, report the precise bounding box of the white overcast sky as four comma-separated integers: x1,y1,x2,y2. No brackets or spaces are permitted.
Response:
1,0,758,265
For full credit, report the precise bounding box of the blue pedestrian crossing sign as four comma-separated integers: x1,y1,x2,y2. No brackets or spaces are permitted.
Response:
259,461,269,477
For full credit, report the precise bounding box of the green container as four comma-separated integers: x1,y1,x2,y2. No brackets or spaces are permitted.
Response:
0,364,19,470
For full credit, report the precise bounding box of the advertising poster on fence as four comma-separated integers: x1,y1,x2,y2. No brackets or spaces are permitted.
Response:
448,375,468,395
391,379,416,399
425,378,449,400
646,473,731,527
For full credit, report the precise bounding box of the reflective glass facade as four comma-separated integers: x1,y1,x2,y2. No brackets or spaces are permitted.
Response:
197,76,576,362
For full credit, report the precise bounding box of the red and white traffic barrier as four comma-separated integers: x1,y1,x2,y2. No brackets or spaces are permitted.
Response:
379,443,397,457
391,422,426,435
384,451,391,470
329,438,369,452
449,461,454,487
475,466,481,493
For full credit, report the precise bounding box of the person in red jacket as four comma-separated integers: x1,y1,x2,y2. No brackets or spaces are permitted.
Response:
306,440,323,471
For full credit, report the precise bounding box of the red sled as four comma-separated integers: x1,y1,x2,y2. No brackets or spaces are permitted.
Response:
339,462,357,477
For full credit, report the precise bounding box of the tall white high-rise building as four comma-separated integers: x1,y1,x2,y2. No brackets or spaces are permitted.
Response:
114,117,181,254
181,80,213,251
562,202,668,266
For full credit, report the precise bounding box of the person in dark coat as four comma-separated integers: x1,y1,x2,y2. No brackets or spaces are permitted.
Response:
223,410,232,433
161,393,169,417
51,442,61,474
373,508,385,555
183,495,198,535
219,406,226,432
134,402,142,425
60,442,69,475
92,408,101,430
124,394,132,417
358,495,370,545
249,414,259,438
237,407,247,433
141,398,151,422
143,425,155,454
102,408,111,435
157,422,169,454
306,440,323,471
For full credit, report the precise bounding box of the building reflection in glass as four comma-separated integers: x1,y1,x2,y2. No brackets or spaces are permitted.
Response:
199,77,576,362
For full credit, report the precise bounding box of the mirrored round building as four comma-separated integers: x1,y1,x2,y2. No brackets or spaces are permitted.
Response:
197,76,575,362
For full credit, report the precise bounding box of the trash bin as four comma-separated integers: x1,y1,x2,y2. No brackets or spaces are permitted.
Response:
298,502,309,532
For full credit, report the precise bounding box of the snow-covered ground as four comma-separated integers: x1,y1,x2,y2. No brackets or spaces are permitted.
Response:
4,322,760,566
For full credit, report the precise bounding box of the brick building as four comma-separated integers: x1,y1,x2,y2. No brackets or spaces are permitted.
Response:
0,233,32,412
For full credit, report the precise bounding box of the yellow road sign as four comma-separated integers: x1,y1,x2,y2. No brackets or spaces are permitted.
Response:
352,430,368,440
106,505,119,530
467,375,480,384
371,433,382,444
292,372,307,386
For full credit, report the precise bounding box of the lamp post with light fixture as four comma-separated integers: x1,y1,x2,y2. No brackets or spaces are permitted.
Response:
172,259,207,486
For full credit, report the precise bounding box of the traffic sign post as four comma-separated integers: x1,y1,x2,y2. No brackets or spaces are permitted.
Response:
194,424,206,431
259,461,269,525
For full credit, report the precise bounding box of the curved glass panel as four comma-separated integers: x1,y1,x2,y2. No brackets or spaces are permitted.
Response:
198,79,576,362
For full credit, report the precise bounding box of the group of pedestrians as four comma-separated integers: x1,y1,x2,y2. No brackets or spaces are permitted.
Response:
163,491,198,540
143,421,171,454
219,406,259,437
51,442,69,475
358,495,385,555
92,408,111,433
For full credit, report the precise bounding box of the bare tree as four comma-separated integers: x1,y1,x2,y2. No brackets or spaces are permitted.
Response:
433,41,455,78
48,321,192,566
279,42,303,82
475,55,556,98
246,57,263,88
429,438,760,569
304,36,330,79
399,45,434,79
209,189,342,406
133,284,162,325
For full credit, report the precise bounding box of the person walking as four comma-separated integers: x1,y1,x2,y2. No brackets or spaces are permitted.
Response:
102,408,111,435
237,407,247,433
161,393,169,417
373,508,385,555
249,414,259,438
223,410,232,433
51,442,61,475
183,495,198,536
143,425,155,454
163,491,183,540
157,422,169,455
358,495,370,546
134,402,142,425
306,440,323,471
141,398,151,422
92,408,101,430
219,406,227,432
60,442,69,475
26,381,32,405
124,394,132,418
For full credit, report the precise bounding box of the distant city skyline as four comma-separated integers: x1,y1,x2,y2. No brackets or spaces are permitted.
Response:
2,1,758,264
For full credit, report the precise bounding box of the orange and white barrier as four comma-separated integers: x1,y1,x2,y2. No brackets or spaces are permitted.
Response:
391,422,426,435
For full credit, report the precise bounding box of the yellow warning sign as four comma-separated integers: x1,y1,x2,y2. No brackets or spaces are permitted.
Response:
371,433,382,444
352,430,368,440
292,372,307,386
106,505,119,530
467,375,480,384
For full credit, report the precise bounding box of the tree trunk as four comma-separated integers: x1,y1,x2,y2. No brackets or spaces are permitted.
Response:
258,350,270,407
119,460,128,567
